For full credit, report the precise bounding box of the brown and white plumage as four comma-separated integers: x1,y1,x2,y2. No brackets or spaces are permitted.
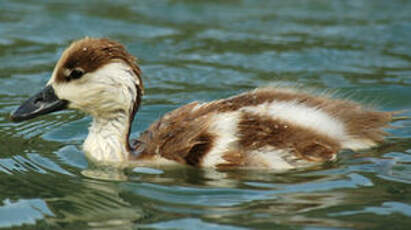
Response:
11,37,394,170
134,87,392,169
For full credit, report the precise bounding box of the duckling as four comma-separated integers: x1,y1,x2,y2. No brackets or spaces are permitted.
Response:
11,37,393,170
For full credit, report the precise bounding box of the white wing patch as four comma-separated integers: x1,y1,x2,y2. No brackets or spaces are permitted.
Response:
241,100,374,150
200,100,345,168
242,101,346,139
201,112,240,167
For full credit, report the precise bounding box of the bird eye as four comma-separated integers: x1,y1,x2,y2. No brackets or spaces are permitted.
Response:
69,69,84,80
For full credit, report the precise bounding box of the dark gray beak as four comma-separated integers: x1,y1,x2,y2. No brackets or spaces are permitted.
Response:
11,85,68,122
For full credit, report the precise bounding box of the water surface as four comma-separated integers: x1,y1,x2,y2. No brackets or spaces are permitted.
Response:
1,0,411,229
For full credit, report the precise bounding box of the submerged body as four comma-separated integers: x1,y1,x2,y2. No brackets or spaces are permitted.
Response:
11,37,393,170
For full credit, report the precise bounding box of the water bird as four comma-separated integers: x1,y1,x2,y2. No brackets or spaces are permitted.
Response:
11,37,394,170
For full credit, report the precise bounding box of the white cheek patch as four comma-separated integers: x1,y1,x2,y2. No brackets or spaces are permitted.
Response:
51,62,139,116
126,68,140,86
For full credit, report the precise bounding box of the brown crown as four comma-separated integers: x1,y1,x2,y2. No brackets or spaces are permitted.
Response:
54,37,143,93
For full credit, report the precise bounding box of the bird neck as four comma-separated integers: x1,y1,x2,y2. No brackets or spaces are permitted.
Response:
83,112,132,164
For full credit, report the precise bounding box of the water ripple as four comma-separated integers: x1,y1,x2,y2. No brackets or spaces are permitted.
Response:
0,0,410,229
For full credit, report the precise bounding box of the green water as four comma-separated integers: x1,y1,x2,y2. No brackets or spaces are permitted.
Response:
1,0,411,229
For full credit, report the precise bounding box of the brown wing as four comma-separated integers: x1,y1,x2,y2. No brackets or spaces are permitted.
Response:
135,102,217,166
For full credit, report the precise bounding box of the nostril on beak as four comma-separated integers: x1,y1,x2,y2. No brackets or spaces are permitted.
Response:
34,95,44,106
